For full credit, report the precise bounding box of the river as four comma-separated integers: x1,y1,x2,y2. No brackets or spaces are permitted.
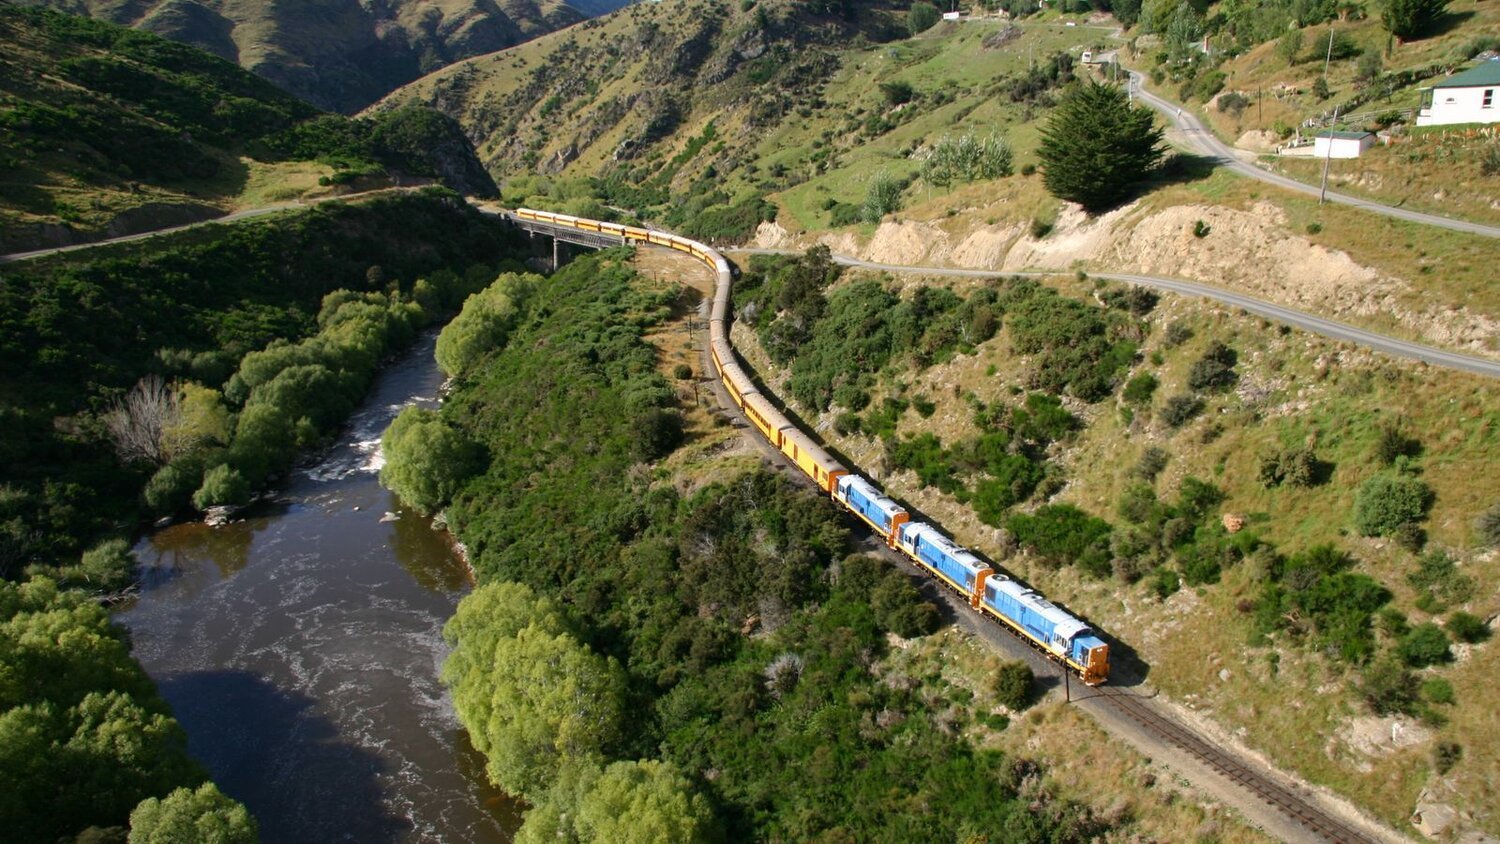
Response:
118,333,521,843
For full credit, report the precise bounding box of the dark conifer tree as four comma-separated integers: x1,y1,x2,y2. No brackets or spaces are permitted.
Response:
1037,80,1165,212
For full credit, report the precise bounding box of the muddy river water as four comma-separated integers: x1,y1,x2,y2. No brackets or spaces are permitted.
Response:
119,333,520,843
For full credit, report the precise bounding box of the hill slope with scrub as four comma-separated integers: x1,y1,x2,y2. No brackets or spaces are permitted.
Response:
14,0,622,112
0,6,498,252
727,249,1500,838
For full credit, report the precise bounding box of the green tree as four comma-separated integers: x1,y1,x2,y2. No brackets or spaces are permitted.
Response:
192,464,250,510
1381,0,1448,40
445,610,626,800
379,407,482,514
576,760,718,843
1398,622,1451,667
129,783,257,844
907,1,940,35
861,171,904,223
1038,80,1165,212
435,273,535,377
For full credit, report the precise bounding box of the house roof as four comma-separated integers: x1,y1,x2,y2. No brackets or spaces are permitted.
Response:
1316,130,1373,140
1431,60,1500,89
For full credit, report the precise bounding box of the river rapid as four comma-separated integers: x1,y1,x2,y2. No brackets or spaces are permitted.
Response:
119,333,520,843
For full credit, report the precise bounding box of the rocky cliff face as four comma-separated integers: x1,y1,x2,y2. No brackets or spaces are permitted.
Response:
18,0,632,112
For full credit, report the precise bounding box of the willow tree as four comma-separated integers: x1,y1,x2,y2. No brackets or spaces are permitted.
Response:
1037,80,1165,213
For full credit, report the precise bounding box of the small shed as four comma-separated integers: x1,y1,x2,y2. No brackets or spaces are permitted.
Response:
1313,130,1376,159
1417,60,1500,127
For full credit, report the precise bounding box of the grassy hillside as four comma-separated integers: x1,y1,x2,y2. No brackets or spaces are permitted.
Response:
730,252,1500,837
15,0,619,112
0,6,498,252
377,0,1104,236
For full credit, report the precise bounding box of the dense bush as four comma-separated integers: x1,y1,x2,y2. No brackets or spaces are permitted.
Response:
1007,504,1112,576
432,252,1095,840
907,2,940,35
1352,472,1433,537
1475,501,1500,547
1003,280,1138,400
1254,544,1390,663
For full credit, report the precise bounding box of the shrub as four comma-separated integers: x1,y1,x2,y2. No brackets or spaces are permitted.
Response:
1352,472,1432,537
1447,611,1489,644
833,412,862,436
1007,504,1112,575
1162,320,1194,348
1408,550,1474,612
1398,623,1452,667
1475,501,1500,547
1217,92,1250,116
672,364,693,380
1186,341,1237,391
1372,423,1420,464
1306,221,1323,235
1422,677,1456,706
1122,372,1158,405
1360,658,1419,715
992,661,1034,710
1020,162,1037,176
1258,445,1320,488
879,80,916,107
1029,217,1053,238
1133,446,1169,481
1152,566,1181,599
1159,394,1203,428
633,408,685,461
1192,219,1211,238
192,464,251,509
1433,741,1463,774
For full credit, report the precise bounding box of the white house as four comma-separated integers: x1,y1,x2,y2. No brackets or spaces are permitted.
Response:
1417,60,1500,126
1313,130,1376,159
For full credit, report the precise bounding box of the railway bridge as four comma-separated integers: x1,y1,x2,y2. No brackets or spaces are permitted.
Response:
501,211,626,267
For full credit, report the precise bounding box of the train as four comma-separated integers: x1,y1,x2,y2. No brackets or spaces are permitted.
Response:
511,207,1111,686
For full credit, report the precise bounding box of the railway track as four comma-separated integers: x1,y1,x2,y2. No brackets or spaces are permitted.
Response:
1090,687,1376,844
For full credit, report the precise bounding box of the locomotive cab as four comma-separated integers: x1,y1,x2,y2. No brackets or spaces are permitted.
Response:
1079,639,1110,686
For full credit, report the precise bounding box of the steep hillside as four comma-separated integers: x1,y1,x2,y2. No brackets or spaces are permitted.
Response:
728,251,1500,839
16,0,626,112
378,0,1109,236
0,6,497,252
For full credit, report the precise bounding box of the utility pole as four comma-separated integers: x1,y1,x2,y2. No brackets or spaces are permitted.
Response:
1319,105,1339,205
1323,27,1335,80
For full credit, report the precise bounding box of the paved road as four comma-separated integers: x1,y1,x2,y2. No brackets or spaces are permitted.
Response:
0,187,423,263
1126,71,1500,239
735,248,1500,380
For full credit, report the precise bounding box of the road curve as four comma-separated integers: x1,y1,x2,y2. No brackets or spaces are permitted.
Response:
0,186,425,264
735,248,1500,380
1126,71,1500,239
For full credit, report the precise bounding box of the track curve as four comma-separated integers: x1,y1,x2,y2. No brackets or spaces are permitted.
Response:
511,208,1390,843
734,248,1500,380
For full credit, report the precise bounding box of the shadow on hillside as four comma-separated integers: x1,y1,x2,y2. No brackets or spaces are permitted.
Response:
1423,9,1477,40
